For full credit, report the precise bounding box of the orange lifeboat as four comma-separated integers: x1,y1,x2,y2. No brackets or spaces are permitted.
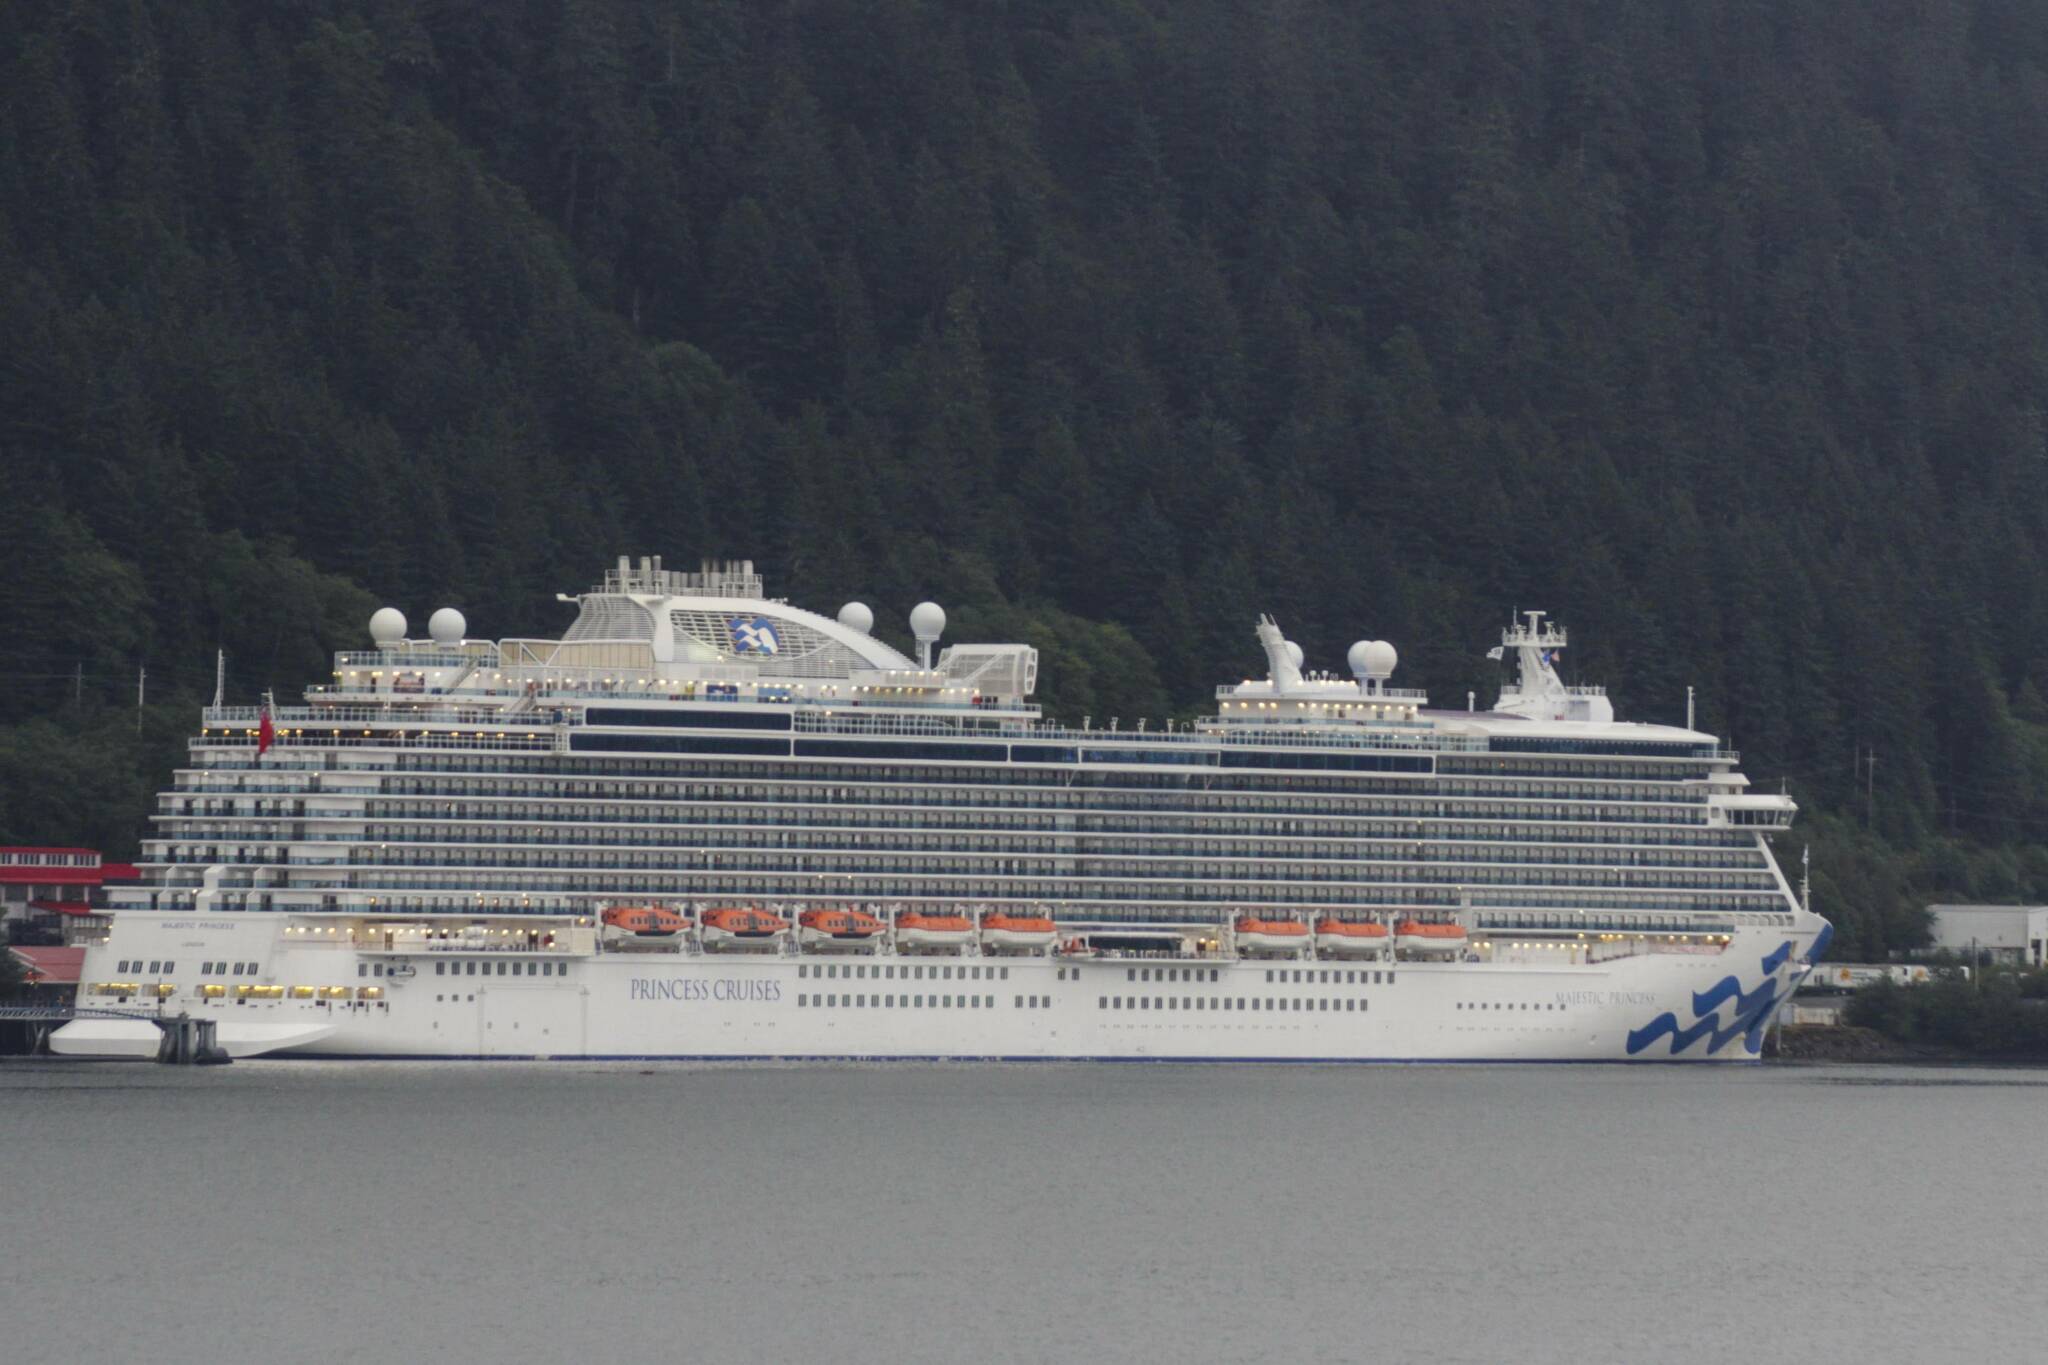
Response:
896,911,975,953
981,912,1059,953
1234,916,1310,957
1314,917,1390,957
798,907,886,949
699,907,788,951
1394,919,1469,955
602,905,690,939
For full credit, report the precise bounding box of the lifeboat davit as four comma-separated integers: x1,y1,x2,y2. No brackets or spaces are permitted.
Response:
896,911,975,952
699,907,788,951
1234,916,1310,957
1314,917,1390,957
1394,919,1469,955
602,905,690,938
981,912,1058,953
798,907,886,950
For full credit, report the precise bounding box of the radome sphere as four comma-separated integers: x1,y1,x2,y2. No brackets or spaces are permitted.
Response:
909,601,947,640
428,608,467,645
369,607,408,645
837,602,875,634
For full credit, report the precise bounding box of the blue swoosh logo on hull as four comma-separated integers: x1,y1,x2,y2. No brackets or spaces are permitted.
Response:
1625,940,1795,1057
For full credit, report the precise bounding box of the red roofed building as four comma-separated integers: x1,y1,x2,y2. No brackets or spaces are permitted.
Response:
2,848,134,946
8,944,84,987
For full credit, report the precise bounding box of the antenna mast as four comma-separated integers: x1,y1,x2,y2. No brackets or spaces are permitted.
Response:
1800,845,1812,914
213,650,226,708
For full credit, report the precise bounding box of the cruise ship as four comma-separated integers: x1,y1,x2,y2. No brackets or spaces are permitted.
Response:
55,557,1831,1062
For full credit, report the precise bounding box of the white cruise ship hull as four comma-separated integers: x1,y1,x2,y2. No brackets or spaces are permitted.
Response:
55,913,1828,1063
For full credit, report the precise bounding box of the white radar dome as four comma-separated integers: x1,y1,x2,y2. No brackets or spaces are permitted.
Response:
1285,641,1305,671
428,607,467,645
1349,639,1398,679
837,602,875,635
369,607,408,646
909,601,947,641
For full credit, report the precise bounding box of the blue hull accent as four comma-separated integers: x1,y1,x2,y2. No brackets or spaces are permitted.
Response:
1626,940,1794,1057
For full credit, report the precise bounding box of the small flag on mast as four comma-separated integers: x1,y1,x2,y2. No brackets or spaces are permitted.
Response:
257,699,275,757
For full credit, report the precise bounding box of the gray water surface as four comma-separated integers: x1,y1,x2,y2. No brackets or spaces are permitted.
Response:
2,1060,2039,1364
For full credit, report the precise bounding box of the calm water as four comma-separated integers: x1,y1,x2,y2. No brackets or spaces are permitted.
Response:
1,1060,2039,1365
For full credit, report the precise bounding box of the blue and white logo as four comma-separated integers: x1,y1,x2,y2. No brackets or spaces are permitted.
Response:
729,616,782,655
1625,941,1794,1057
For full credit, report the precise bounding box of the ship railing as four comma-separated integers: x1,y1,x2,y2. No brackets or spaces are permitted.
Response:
335,650,480,668
192,736,556,760
353,941,583,955
1213,685,1432,701
205,705,542,728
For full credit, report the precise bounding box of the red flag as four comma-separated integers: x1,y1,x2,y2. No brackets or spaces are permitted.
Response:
257,705,275,757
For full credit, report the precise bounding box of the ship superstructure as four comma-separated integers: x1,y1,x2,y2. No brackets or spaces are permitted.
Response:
56,559,1829,1062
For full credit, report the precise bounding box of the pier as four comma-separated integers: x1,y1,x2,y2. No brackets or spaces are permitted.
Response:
0,1006,230,1064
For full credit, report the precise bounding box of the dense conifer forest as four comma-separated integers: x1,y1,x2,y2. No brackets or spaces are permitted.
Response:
6,0,2048,957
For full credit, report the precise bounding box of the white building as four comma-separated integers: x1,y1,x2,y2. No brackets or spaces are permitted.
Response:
1926,905,2048,966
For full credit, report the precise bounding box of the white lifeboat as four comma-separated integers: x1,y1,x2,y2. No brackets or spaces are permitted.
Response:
1313,917,1391,957
980,912,1058,953
699,907,788,951
896,912,975,952
1234,916,1310,957
1394,919,1468,955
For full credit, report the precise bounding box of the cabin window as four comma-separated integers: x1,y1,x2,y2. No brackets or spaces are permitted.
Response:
798,965,808,978
1099,997,1107,1009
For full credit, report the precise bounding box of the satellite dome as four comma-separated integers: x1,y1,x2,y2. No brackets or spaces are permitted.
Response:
1356,640,1398,679
428,607,467,645
909,601,947,641
837,602,875,635
1285,641,1305,670
369,607,407,646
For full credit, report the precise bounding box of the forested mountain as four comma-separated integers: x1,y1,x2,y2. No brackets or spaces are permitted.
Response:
6,0,2048,956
